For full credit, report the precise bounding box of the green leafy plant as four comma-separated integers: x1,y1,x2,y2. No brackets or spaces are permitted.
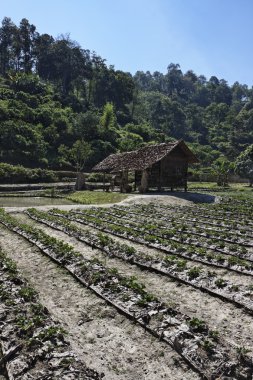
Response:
209,330,219,341
18,286,37,302
189,318,207,332
187,266,201,279
203,339,215,353
236,346,251,362
215,278,227,289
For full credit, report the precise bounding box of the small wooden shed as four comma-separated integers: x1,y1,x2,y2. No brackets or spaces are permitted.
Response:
92,140,198,192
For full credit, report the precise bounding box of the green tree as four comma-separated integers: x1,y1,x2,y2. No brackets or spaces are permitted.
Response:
74,110,99,141
18,18,37,73
123,122,158,142
0,120,47,166
58,139,92,189
211,157,233,186
90,140,116,167
100,102,117,130
117,131,143,152
0,17,17,74
35,35,92,96
69,139,92,173
71,139,92,190
235,145,253,186
165,63,183,96
99,102,118,144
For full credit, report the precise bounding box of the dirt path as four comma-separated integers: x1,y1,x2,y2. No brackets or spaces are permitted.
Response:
13,212,253,354
0,224,199,380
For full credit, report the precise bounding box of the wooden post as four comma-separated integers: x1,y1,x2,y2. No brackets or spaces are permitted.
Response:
103,172,105,192
120,171,123,193
140,169,149,193
158,161,162,192
121,170,129,193
185,163,188,192
110,174,115,192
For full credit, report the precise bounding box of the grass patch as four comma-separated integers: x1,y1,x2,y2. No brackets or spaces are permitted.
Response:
66,190,129,205
188,182,253,201
188,182,227,190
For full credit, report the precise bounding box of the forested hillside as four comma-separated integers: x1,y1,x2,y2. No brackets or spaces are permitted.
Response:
0,17,253,174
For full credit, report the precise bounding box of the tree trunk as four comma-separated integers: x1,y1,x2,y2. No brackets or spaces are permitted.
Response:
75,172,86,190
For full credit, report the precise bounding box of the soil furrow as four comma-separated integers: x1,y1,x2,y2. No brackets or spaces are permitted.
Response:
0,224,199,380
13,212,253,353
60,211,253,276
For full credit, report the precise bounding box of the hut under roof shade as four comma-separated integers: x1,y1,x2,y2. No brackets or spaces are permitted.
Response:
92,140,198,173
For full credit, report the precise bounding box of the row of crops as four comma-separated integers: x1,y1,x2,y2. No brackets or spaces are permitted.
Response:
0,196,252,379
48,206,253,275
24,208,253,315
0,246,102,380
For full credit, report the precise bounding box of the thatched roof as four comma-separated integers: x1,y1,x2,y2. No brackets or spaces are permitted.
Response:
92,140,198,173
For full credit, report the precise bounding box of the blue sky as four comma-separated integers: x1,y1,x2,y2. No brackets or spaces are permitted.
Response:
1,0,253,86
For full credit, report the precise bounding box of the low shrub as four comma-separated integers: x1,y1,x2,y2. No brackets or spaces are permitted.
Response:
0,163,57,183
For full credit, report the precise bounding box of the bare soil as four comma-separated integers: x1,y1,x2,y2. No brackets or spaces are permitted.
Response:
0,225,199,380
1,193,252,379
12,213,253,352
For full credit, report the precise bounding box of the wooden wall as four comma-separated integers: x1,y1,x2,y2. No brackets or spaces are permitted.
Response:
135,146,189,190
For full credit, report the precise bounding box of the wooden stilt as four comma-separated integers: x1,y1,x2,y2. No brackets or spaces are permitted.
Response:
158,161,162,191
120,172,123,193
103,173,105,192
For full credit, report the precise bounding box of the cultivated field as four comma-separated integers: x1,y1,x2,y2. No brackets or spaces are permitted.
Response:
0,191,253,379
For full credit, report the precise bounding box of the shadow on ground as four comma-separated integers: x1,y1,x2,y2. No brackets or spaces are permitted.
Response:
143,191,217,204
171,191,216,203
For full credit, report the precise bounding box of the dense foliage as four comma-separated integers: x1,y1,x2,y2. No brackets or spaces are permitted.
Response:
235,144,253,186
0,17,252,176
0,162,57,183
